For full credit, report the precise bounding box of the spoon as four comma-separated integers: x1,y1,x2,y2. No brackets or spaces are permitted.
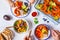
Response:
24,30,32,40
29,30,32,37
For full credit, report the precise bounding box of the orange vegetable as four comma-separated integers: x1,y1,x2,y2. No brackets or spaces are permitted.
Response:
51,13,57,17
44,0,49,4
41,4,47,11
14,8,20,16
53,0,60,5
15,1,23,8
47,10,51,14
40,0,60,19
57,12,60,18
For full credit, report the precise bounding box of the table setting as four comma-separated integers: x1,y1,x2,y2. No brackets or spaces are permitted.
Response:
0,0,60,40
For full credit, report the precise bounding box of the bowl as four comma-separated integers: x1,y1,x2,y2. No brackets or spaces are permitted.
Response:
10,1,31,18
34,24,50,40
13,19,29,33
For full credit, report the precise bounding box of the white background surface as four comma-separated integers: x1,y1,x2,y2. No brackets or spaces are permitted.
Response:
0,0,60,40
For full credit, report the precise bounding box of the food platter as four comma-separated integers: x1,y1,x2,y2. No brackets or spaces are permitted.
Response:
35,0,60,23
10,0,31,18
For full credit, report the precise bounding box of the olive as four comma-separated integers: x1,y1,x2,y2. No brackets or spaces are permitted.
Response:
24,2,28,6
3,15,11,21
43,18,47,21
47,21,49,23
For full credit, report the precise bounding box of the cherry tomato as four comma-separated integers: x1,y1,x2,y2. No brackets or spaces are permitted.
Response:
32,12,38,17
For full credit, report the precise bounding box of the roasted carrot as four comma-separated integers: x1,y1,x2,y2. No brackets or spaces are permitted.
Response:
51,13,57,17
53,0,60,5
14,8,20,16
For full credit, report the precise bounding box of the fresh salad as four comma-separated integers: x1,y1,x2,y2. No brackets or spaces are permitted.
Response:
14,19,28,33
35,0,60,21
12,1,30,17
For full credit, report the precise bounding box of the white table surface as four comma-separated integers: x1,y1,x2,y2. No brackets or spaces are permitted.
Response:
0,0,60,40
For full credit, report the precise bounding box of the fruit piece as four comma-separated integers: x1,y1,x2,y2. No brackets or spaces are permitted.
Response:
3,15,11,21
32,12,38,17
22,5,27,10
54,16,59,21
24,2,28,6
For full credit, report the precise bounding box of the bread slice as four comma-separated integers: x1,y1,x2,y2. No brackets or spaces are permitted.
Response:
0,34,4,40
4,28,14,39
1,28,14,40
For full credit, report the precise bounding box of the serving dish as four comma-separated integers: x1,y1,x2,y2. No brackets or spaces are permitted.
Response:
13,19,29,33
34,24,50,40
35,0,60,24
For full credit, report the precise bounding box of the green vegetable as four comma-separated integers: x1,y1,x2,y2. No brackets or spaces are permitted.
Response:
14,28,17,31
49,1,56,6
47,6,52,11
34,21,38,24
34,18,39,24
36,4,40,10
22,5,27,9
14,21,19,26
36,4,43,10
34,18,38,21
25,26,27,30
24,8,28,12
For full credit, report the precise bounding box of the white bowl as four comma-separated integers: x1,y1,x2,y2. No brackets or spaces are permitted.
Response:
14,19,29,33
34,24,51,40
